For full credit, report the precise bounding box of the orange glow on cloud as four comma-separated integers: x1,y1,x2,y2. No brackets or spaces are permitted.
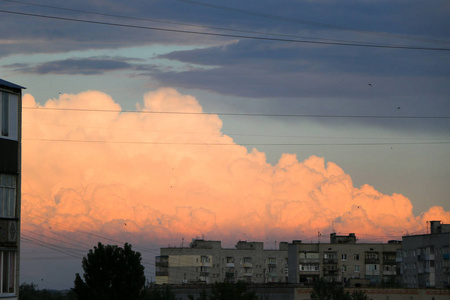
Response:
21,88,450,244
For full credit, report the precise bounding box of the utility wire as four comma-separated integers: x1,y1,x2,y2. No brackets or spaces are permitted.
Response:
22,121,446,141
25,212,162,256
1,9,450,51
0,0,400,47
23,138,450,146
22,106,450,119
176,0,450,46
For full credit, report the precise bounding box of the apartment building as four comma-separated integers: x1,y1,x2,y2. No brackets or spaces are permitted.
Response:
400,220,450,288
155,239,288,285
0,79,24,299
288,233,402,286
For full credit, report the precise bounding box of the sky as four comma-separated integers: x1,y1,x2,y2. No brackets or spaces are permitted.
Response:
0,0,449,290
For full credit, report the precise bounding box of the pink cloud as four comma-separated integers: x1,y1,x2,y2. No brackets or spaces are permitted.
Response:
21,88,450,245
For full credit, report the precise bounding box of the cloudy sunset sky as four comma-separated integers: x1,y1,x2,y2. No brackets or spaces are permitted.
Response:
1,0,450,289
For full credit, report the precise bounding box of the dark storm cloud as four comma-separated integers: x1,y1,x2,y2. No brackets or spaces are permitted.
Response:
1,0,448,58
151,39,450,99
9,58,133,75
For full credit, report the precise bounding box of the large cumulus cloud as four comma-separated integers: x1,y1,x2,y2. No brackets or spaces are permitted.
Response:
21,88,450,244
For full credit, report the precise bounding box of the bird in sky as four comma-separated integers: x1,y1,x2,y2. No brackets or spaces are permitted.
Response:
368,83,372,87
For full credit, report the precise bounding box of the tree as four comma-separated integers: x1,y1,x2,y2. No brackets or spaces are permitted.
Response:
188,281,258,300
350,291,368,300
144,284,176,300
20,282,76,300
311,279,367,300
311,279,351,300
73,242,146,300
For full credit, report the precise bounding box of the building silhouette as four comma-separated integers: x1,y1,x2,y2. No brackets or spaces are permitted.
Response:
0,79,24,299
400,220,450,288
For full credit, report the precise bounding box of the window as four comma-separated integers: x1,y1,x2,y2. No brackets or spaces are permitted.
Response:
0,251,15,295
341,254,347,261
1,92,9,136
354,254,359,260
368,264,378,271
299,264,319,271
0,174,16,218
355,265,360,272
300,252,319,259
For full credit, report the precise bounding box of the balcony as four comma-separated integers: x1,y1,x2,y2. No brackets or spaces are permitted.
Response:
155,261,168,268
268,272,277,278
0,219,18,244
268,258,277,266
243,262,253,268
226,263,235,267
323,270,338,276
365,258,380,264
200,256,211,267
243,267,253,277
382,270,396,276
323,258,337,264
155,255,169,268
156,271,168,276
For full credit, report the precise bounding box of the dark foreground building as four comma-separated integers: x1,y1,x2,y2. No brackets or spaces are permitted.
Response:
0,79,24,299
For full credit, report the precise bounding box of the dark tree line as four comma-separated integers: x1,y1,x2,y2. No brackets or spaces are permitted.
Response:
19,283,76,300
311,279,367,300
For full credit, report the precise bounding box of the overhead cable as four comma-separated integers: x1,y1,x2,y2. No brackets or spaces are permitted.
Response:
1,9,450,51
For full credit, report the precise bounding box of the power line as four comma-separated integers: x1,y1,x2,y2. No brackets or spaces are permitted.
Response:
1,9,450,51
22,106,450,119
23,137,450,146
176,0,450,46
0,0,400,47
22,121,446,141
25,212,162,256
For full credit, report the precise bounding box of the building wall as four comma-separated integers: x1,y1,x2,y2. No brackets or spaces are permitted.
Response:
401,229,450,288
156,240,288,285
0,79,23,300
288,237,402,285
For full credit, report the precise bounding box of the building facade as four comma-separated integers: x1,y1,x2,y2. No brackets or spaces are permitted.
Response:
156,239,288,285
400,220,450,288
288,233,402,286
0,79,24,299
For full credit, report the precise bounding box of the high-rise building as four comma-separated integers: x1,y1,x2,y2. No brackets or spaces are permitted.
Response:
0,79,24,299
400,220,450,288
